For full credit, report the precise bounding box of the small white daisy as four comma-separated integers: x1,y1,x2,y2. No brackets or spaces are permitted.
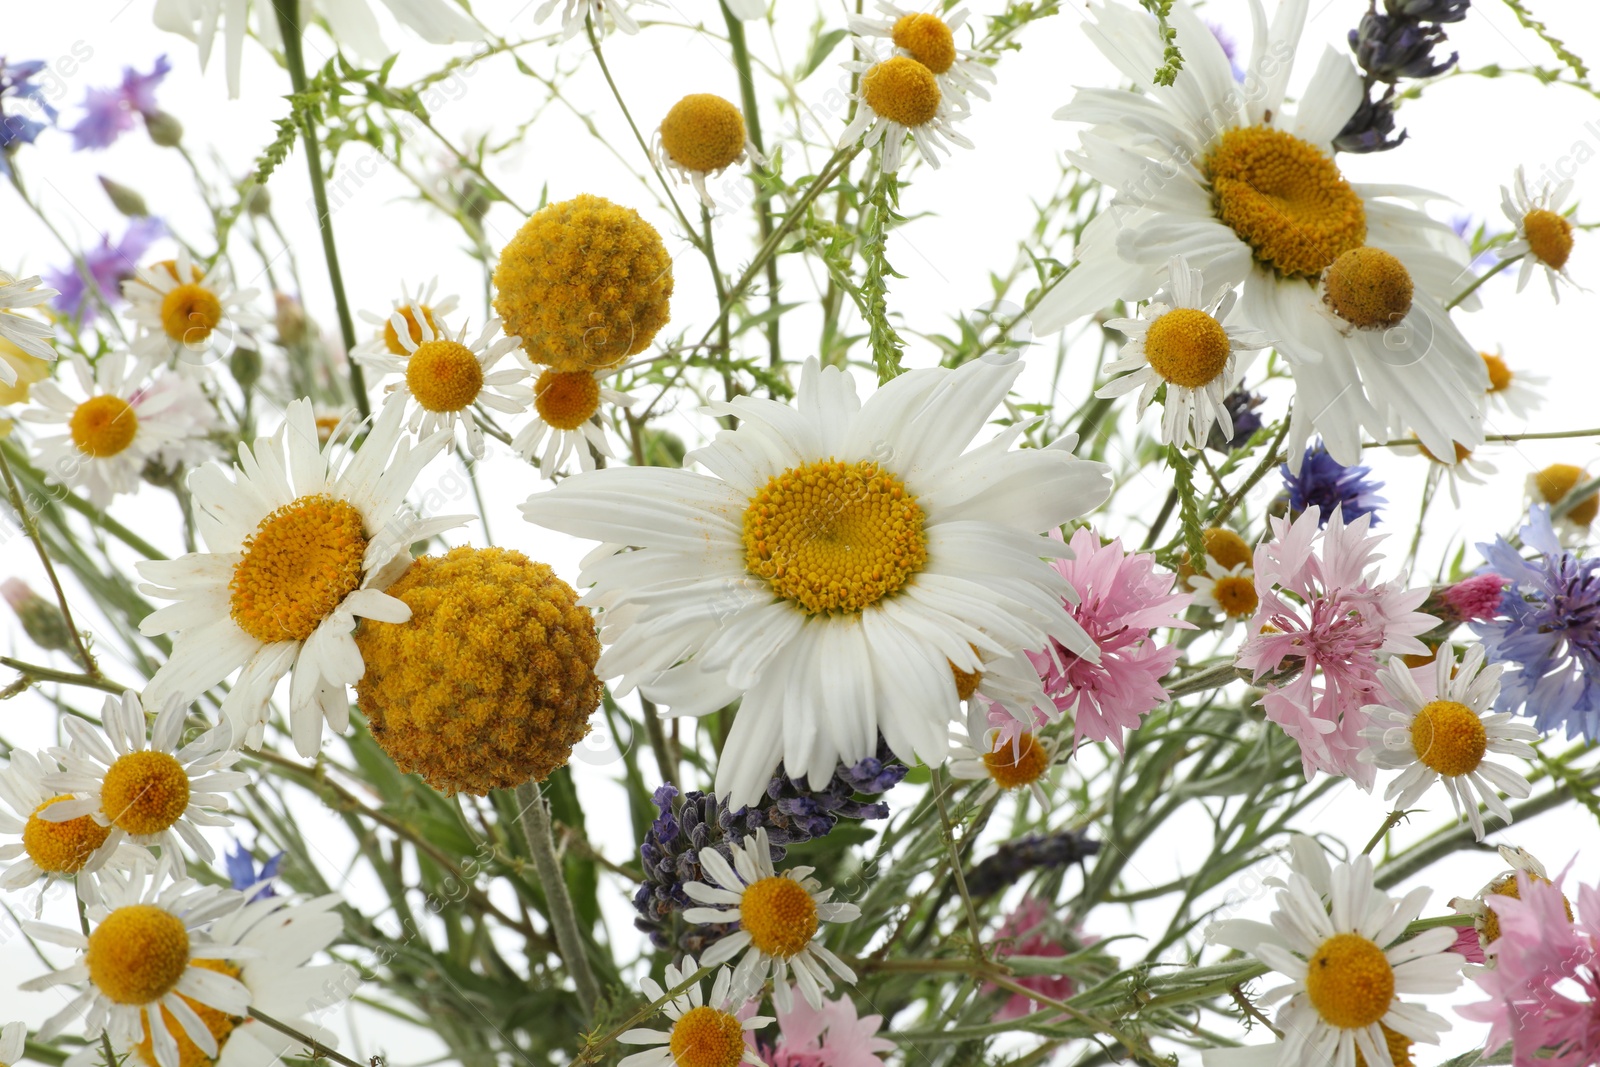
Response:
1528,462,1598,543
682,827,860,1012
351,277,460,363
948,725,1056,806
511,365,635,475
0,1022,24,1067
1392,439,1495,508
1360,644,1538,841
123,249,265,374
1499,165,1578,300
839,41,972,174
1189,558,1258,638
535,0,646,39
1480,351,1544,420
847,3,997,112
618,955,769,1067
653,93,765,210
1100,256,1270,449
0,748,131,904
0,271,58,367
1447,845,1569,957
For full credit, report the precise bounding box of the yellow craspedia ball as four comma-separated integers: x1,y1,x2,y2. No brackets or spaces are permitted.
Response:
492,194,674,374
660,94,747,174
355,547,603,795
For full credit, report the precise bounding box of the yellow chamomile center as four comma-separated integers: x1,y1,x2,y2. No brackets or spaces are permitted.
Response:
1482,872,1574,945
135,960,244,1067
1211,575,1258,619
660,94,747,174
69,395,139,458
1206,126,1367,278
1144,307,1232,389
1324,247,1413,329
102,750,192,836
740,875,819,958
891,13,956,73
382,305,440,356
159,283,224,345
23,795,112,873
1482,353,1514,394
1304,932,1394,1030
1409,700,1486,778
1354,1023,1415,1067
1204,528,1253,572
861,56,942,129
406,339,483,413
950,659,982,701
1535,463,1599,526
982,732,1051,791
87,904,191,1005
229,494,369,643
668,1005,748,1067
1523,208,1574,270
743,459,927,615
534,369,602,431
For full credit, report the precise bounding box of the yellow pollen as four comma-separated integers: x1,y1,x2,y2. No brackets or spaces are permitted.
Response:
740,876,819,958
1304,933,1394,1030
1354,1023,1415,1067
1481,353,1513,393
1143,307,1232,389
534,369,602,431
134,960,244,1067
1410,700,1486,777
382,305,440,356
69,395,139,458
1535,463,1599,526
981,732,1051,791
159,283,224,345
101,751,191,837
861,56,942,129
659,94,747,174
87,904,191,1005
1212,575,1258,619
229,494,369,644
668,1005,748,1067
742,458,926,615
1523,208,1574,270
405,339,483,413
891,13,956,73
1482,872,1574,945
1323,247,1413,329
23,795,112,873
1206,126,1367,278
949,657,982,701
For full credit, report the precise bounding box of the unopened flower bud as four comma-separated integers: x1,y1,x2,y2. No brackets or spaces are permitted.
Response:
229,347,262,390
145,109,184,147
2,578,77,654
98,176,149,217
274,293,308,347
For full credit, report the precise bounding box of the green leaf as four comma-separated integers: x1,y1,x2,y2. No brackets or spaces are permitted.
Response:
800,28,850,80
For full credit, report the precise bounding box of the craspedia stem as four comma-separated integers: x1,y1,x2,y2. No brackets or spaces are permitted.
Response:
515,780,603,1019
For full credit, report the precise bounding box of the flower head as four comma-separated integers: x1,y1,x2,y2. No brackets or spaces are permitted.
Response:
838,44,972,174
69,56,170,150
223,843,283,902
123,249,265,373
1530,462,1598,540
949,725,1057,807
847,3,997,113
1480,351,1544,420
746,989,893,1067
1282,444,1386,527
46,217,166,322
512,365,637,476
351,277,460,362
0,58,56,175
536,0,645,40
655,94,762,209
1439,573,1508,624
1501,164,1578,300
985,896,1078,1021
1448,845,1572,959
618,956,769,1067
0,748,132,903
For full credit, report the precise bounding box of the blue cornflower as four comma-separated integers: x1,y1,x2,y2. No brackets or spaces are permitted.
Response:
45,216,165,321
225,842,284,902
1281,444,1387,526
0,58,57,177
1473,506,1600,741
69,56,170,151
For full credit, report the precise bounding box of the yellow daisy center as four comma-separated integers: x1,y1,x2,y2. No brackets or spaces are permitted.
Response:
1482,872,1574,945
1354,1023,1415,1067
135,960,244,1067
1523,208,1574,270
742,458,927,615
1206,126,1367,278
891,13,956,73
229,494,369,644
383,305,440,356
1204,528,1252,572
1144,307,1232,389
102,750,191,837
1418,441,1472,466
87,904,191,1005
861,56,942,129
1481,353,1513,394
1323,247,1414,329
949,658,982,701
159,283,224,345
534,369,602,431
1535,463,1599,526
740,875,819,958
660,94,747,174
1410,699,1487,777
69,395,139,458
1211,575,1258,619
1304,932,1394,1030
406,339,483,413
668,1005,747,1067
23,795,112,873
981,732,1051,791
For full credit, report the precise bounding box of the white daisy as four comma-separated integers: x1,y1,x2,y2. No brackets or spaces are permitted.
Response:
839,41,973,174
351,277,460,363
848,3,997,112
0,271,58,367
511,365,635,475
1360,644,1538,841
138,397,468,755
682,828,860,1012
123,249,265,375
1499,165,1578,300
362,312,527,460
1447,845,1568,957
954,645,1057,733
1420,441,1495,508
1034,0,1487,471
1480,351,1543,420
617,956,769,1067
948,725,1056,807
1204,845,1463,1067
535,0,645,40
1188,558,1257,638
653,94,765,210
1528,462,1598,542
22,352,218,507
0,748,131,904
521,356,1112,804
1099,255,1270,449
23,859,254,1067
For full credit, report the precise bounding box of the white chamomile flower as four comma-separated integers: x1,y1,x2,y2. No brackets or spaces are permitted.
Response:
949,725,1056,806
848,3,997,112
23,352,218,507
23,859,254,1067
364,312,527,460
138,397,468,755
1389,437,1495,508
351,277,460,362
1528,462,1598,543
0,748,133,905
950,645,1057,732
654,93,765,210
839,41,972,174
1479,351,1544,420
1099,255,1270,449
535,0,646,39
682,827,861,1012
1204,844,1463,1067
618,956,769,1067
1188,558,1257,638
1500,165,1578,300
123,249,265,375
1448,846,1570,957
0,271,59,367
511,365,635,475
1360,644,1538,842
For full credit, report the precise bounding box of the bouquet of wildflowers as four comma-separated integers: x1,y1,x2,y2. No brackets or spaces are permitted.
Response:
1,1,1599,1066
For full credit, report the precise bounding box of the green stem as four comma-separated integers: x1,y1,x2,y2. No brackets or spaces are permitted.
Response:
248,1009,368,1067
929,767,986,957
720,1,782,368
0,447,98,675
1,657,127,696
1445,253,1522,311
513,780,602,1019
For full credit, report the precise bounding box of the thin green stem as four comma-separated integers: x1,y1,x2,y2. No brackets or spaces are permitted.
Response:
0,447,98,675
1362,809,1409,856
929,767,986,957
248,1009,370,1067
720,1,782,368
1445,254,1522,311
1,657,127,696
513,780,602,1019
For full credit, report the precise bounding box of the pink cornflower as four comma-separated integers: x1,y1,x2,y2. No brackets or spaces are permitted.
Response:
1441,572,1508,623
1460,871,1600,1067
1029,527,1194,752
743,987,894,1067
1236,508,1435,787
1449,923,1487,965
985,896,1078,1021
